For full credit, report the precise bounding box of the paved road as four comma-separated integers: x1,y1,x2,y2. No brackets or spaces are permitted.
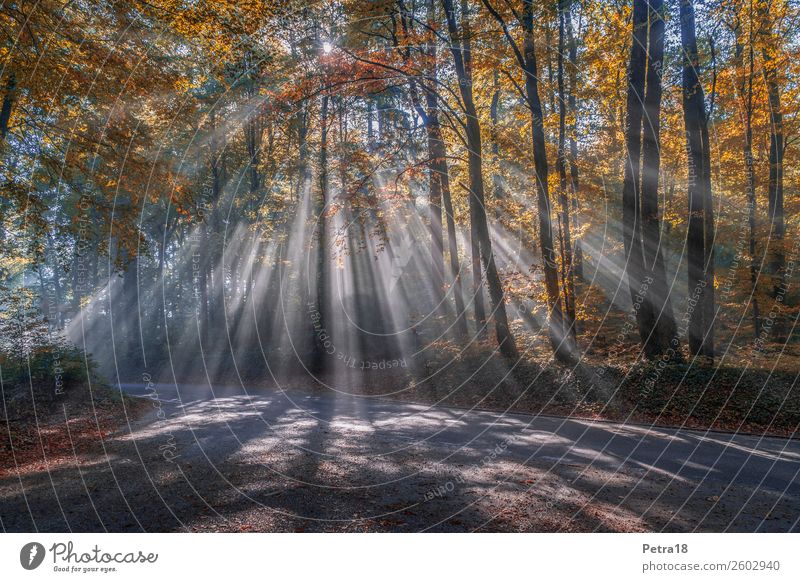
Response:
2,383,799,532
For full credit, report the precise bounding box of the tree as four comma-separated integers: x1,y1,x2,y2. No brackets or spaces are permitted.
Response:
759,1,786,337
730,0,762,339
622,0,679,360
556,0,578,342
442,0,517,358
481,0,576,361
680,0,715,360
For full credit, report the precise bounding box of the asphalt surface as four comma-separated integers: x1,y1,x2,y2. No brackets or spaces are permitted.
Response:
2,383,799,532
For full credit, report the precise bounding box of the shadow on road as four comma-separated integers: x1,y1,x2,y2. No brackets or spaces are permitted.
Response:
2,388,799,532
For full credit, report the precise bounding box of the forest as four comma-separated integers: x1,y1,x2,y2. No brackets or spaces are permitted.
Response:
1,0,799,440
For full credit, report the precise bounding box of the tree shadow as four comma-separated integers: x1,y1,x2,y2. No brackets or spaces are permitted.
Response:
2,390,799,532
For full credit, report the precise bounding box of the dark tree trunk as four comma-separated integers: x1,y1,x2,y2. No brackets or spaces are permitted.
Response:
244,53,261,200
0,71,15,144
122,253,140,366
312,93,330,373
469,213,488,339
556,1,577,342
622,0,676,360
297,104,311,201
456,0,487,341
442,0,517,357
733,21,762,338
157,231,166,337
566,5,583,280
419,0,467,335
680,0,715,360
760,10,785,338
622,0,647,332
639,0,677,358
490,70,505,207
200,224,210,344
208,108,224,334
521,0,573,360
424,113,446,318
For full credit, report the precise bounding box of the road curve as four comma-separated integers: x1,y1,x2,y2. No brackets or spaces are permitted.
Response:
2,383,799,532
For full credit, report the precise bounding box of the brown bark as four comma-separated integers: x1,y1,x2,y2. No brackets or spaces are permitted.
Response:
680,0,715,360
733,15,762,338
312,93,330,373
521,0,573,360
442,0,517,357
566,5,583,279
557,1,577,342
622,0,678,360
760,8,785,337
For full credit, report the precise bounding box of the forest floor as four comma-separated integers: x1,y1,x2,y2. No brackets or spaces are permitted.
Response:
0,382,149,481
1,383,798,532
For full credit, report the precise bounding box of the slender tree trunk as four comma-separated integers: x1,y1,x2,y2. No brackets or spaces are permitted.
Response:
122,253,140,366
733,19,762,338
200,247,210,344
760,10,785,338
424,117,446,318
442,0,517,357
157,232,166,337
312,93,330,373
557,1,577,342
457,0,487,341
297,105,311,201
622,0,653,356
244,53,261,200
208,109,224,334
437,155,468,337
490,70,505,207
419,0,467,335
521,0,573,360
566,5,583,279
427,106,468,336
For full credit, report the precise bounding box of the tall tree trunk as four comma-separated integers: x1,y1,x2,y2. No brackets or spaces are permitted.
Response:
404,0,467,337
436,141,468,338
566,4,583,279
424,111,446,318
157,231,166,337
423,0,468,338
244,52,261,201
198,222,210,345
490,70,505,207
623,0,674,359
521,0,573,360
442,0,517,357
297,104,311,201
622,0,647,334
760,8,785,338
640,0,678,358
557,0,577,342
208,108,223,334
458,0,487,340
425,96,468,336
312,93,330,373
733,16,762,338
122,253,140,367
680,0,715,360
